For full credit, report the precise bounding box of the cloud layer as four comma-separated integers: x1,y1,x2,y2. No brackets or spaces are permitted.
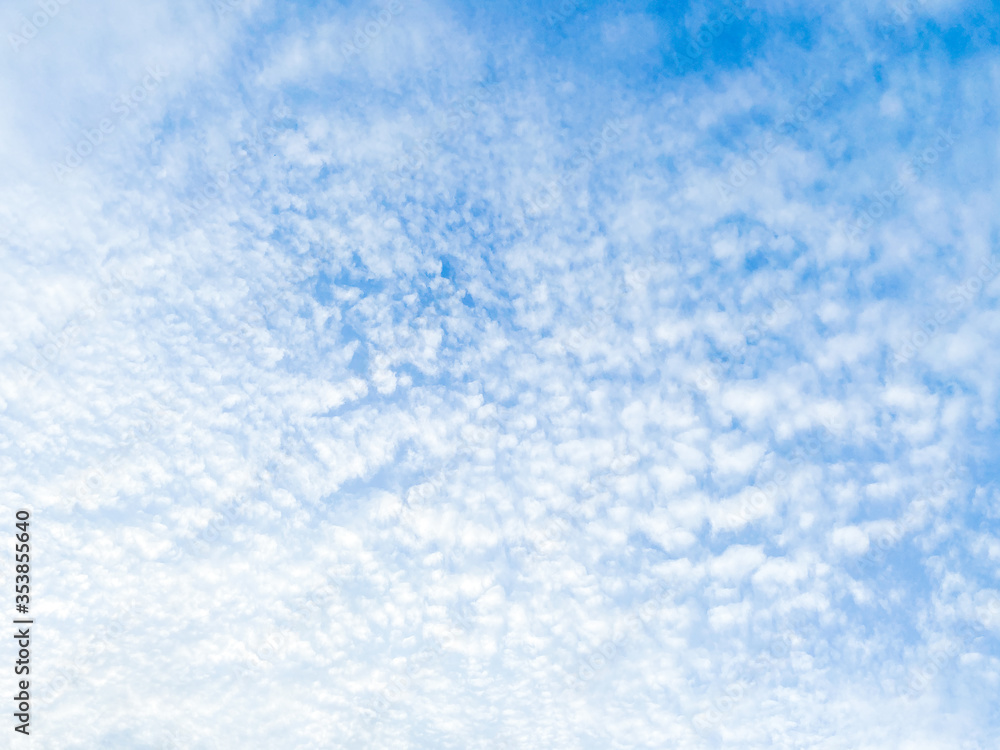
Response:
2,0,999,747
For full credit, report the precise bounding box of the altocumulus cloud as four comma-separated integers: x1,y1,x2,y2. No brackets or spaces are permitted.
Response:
1,0,1000,747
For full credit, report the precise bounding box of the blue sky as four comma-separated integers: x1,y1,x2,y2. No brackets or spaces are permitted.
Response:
2,0,1000,747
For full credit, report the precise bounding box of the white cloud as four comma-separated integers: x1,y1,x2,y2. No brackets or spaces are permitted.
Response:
3,0,1000,746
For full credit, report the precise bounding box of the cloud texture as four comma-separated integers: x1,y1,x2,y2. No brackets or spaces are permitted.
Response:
2,0,1000,747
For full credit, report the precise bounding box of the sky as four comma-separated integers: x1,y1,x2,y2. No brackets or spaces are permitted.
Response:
1,0,1000,747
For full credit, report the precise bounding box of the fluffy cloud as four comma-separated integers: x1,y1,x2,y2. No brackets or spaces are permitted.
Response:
2,0,999,747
